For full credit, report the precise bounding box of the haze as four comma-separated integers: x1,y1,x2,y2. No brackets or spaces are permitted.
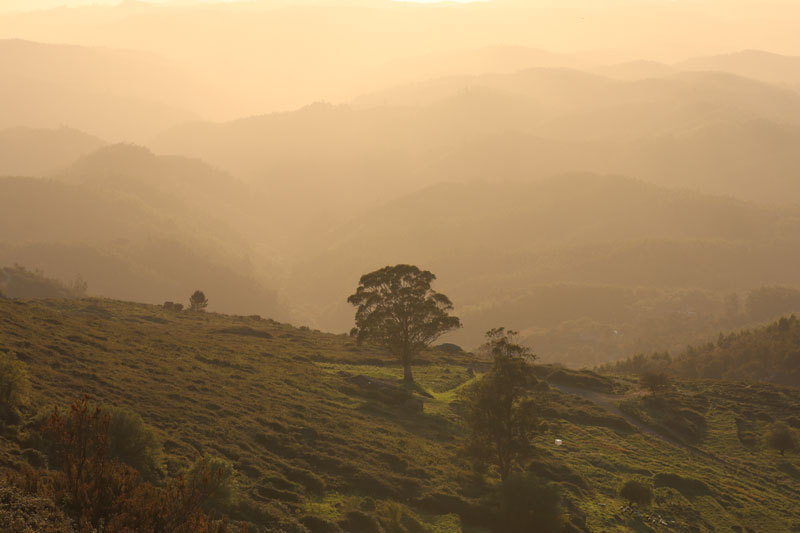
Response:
2,0,800,531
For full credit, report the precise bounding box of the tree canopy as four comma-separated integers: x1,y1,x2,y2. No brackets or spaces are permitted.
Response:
347,264,460,382
189,290,208,312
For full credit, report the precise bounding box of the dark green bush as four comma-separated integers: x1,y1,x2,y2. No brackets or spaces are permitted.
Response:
338,510,383,533
375,500,427,533
619,478,653,506
766,422,798,456
106,406,162,481
186,454,239,514
497,472,566,533
0,353,30,421
653,473,710,498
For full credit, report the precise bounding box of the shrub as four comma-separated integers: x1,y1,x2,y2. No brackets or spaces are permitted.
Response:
639,371,671,394
338,510,383,533
26,396,237,532
653,473,710,498
375,500,427,533
107,406,163,482
0,353,30,420
497,472,565,533
187,454,239,514
765,422,798,456
163,301,184,311
619,478,653,506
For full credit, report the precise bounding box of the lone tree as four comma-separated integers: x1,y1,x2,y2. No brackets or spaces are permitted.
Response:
347,264,461,382
463,328,538,480
765,422,797,456
189,290,208,312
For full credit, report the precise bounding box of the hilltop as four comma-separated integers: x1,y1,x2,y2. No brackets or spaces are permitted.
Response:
0,297,798,532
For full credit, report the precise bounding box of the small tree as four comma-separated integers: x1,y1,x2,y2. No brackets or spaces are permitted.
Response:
619,478,653,506
463,328,538,480
0,353,30,420
189,290,208,312
765,422,797,456
639,370,671,394
347,264,461,382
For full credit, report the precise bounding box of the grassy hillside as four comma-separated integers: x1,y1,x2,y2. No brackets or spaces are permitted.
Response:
0,297,798,531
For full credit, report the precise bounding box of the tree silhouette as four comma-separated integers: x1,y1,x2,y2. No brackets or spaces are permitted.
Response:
189,290,208,312
347,264,460,382
463,328,538,480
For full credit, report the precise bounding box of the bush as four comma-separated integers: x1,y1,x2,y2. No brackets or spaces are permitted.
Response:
0,353,30,420
375,500,427,533
639,371,671,394
497,472,565,533
17,396,236,532
107,406,163,482
619,478,653,506
338,510,383,533
187,454,239,514
766,422,798,456
163,301,184,311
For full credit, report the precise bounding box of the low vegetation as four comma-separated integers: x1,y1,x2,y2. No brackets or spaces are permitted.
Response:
0,297,797,532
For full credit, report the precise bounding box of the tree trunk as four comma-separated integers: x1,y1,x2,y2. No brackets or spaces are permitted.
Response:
403,363,414,382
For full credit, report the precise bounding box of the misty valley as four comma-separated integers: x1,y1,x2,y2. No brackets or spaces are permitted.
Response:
0,1,799,532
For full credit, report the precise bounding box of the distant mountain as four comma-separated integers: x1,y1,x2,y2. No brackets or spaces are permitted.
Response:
0,127,105,176
284,175,800,352
0,39,204,141
594,60,676,80
677,49,800,88
359,45,591,95
0,145,286,317
153,67,800,219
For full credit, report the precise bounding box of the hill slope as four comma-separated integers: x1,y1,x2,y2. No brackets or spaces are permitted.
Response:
0,144,285,318
0,127,105,176
0,297,798,532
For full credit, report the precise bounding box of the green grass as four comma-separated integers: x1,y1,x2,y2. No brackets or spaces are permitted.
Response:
0,297,798,532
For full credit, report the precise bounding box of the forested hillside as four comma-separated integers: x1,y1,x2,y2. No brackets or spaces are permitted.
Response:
603,314,800,386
